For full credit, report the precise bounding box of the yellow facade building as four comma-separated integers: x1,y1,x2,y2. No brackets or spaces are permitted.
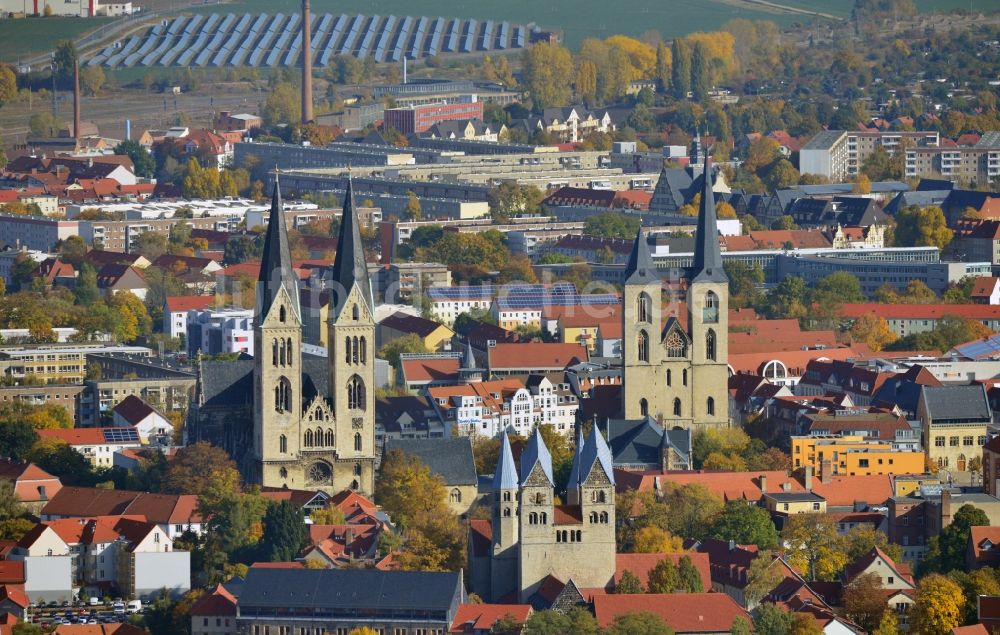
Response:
791,435,925,477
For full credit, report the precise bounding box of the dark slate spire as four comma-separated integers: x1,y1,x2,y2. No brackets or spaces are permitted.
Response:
623,229,659,285
256,174,301,323
462,339,477,370
330,177,373,313
692,155,728,284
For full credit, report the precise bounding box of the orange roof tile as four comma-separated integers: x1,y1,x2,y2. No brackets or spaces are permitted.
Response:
593,593,750,631
164,295,216,312
810,474,894,508
487,342,588,370
450,604,532,633
400,358,460,383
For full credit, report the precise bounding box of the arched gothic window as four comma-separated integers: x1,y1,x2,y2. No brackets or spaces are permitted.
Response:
352,304,360,320
666,369,672,386
638,330,649,362
707,397,716,416
703,291,719,323
503,491,511,502
706,329,717,362
665,330,686,358
315,427,323,446
345,336,351,364
315,407,323,420
450,488,462,503
354,463,362,476
272,338,279,366
359,336,367,364
279,467,288,479
325,429,335,446
274,377,291,413
540,512,547,525
683,369,688,386
590,512,598,523
529,512,538,525
347,375,366,410
354,432,362,452
503,507,511,517
304,429,313,447
599,511,609,523
352,336,359,364
279,305,287,323
593,490,607,504
640,398,648,417
279,340,286,366
673,398,682,417
279,434,287,453
637,292,652,323
285,338,293,367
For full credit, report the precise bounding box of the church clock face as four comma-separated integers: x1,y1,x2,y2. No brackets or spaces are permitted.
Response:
308,462,332,484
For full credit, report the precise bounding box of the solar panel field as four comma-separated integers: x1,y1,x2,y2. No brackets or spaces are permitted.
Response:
87,13,531,69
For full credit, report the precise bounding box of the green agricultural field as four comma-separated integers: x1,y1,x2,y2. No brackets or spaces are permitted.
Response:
0,16,114,63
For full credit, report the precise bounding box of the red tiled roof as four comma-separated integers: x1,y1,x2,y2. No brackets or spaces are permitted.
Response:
952,626,990,635
164,295,215,313
450,604,531,633
400,358,460,383
469,519,493,559
38,428,138,446
810,475,894,508
188,584,237,617
0,562,24,586
972,277,1000,298
487,343,588,370
839,303,1000,320
969,526,1000,567
42,487,201,524
111,395,157,426
593,593,750,632
615,552,711,592
0,587,28,609
843,547,914,587
616,469,803,502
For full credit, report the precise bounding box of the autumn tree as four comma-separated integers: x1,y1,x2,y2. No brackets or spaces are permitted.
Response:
781,514,847,581
575,60,598,104
606,612,673,635
670,38,691,99
844,525,903,564
910,574,965,635
849,313,898,351
0,65,15,108
894,205,953,250
521,42,573,110
789,613,822,635
262,83,301,127
843,572,887,632
632,526,683,553
662,482,723,540
744,555,785,608
404,192,422,221
309,505,346,525
584,212,642,239
655,41,671,92
162,442,241,496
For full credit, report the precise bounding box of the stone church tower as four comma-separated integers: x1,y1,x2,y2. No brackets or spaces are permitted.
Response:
477,427,616,603
622,155,730,429
251,177,376,495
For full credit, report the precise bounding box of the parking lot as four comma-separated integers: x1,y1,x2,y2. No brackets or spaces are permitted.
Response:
28,602,142,628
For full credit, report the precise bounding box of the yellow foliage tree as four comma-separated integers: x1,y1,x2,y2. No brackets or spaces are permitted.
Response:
575,60,598,104
684,31,736,81
849,313,898,352
717,201,737,219
910,574,965,635
781,514,847,581
605,35,657,78
347,629,379,635
632,526,684,553
310,505,346,525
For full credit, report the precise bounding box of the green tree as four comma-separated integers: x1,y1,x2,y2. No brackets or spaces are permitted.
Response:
378,333,429,372
404,192,422,221
655,41,671,92
928,504,989,574
259,499,307,562
606,612,673,635
843,524,903,564
677,555,704,592
760,275,808,319
617,569,645,593
74,263,99,306
79,65,105,96
0,420,39,461
724,261,764,309
770,215,798,230
753,603,792,635
134,231,168,261
663,482,723,540
730,617,753,635
671,38,691,99
710,501,778,549
584,212,642,239
781,514,847,581
690,41,710,102
115,140,156,178
29,440,96,486
53,40,77,87
0,478,26,521
262,82,301,127
488,182,545,222
28,111,62,137
58,235,88,267
843,572,887,632
647,556,680,593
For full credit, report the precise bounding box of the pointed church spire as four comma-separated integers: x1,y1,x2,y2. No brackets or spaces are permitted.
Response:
520,428,554,486
692,154,727,284
493,432,518,491
257,173,301,322
462,339,477,370
330,177,373,313
623,229,659,285
580,425,616,485
567,425,585,490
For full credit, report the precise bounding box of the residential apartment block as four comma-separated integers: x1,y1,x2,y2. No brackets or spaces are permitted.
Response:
383,100,485,134
0,343,152,384
790,435,925,476
905,132,1000,186
800,130,939,181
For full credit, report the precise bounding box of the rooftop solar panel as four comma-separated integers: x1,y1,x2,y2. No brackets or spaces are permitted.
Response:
103,427,140,444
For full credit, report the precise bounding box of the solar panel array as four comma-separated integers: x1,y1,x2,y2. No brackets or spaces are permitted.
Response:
103,427,141,444
89,13,529,68
495,293,621,310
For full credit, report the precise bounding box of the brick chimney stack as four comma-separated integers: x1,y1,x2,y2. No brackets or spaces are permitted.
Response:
301,0,314,124
73,58,81,141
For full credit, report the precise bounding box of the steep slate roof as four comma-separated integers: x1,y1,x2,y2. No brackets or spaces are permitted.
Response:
380,312,447,338
200,354,328,410
606,417,691,469
257,177,301,323
921,385,992,422
624,230,659,286
692,155,727,284
493,433,519,491
384,438,477,486
239,568,462,613
111,394,158,425
329,178,373,313
578,426,615,485
520,428,554,486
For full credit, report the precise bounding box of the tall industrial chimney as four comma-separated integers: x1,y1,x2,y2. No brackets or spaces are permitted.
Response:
73,58,81,141
301,0,313,124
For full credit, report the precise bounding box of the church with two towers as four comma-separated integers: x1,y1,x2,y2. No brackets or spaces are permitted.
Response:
193,176,377,495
